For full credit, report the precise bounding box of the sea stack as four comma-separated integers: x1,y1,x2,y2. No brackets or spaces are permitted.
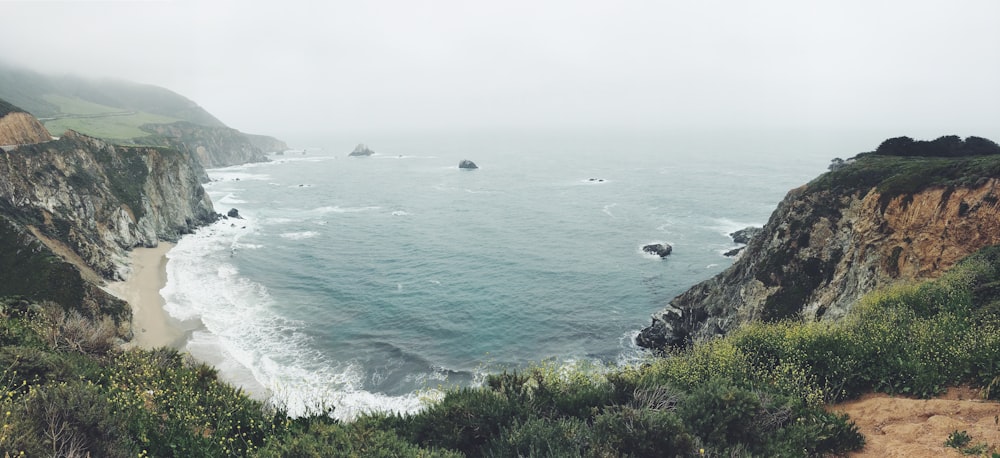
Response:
643,243,673,258
349,143,375,157
459,159,478,169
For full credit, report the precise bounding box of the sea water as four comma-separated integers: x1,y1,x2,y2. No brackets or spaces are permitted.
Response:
160,131,841,419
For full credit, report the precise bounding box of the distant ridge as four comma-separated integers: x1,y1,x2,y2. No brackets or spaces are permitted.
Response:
0,61,287,168
0,61,223,126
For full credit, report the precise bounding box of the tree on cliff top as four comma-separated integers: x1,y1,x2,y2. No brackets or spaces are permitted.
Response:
874,135,1000,157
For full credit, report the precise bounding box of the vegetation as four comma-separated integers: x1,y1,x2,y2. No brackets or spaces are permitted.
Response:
0,217,92,313
0,98,23,118
0,62,224,126
39,93,180,141
873,135,1000,158
3,244,999,456
810,141,1000,202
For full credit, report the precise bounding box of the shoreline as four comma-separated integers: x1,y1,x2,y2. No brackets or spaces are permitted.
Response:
106,237,273,401
106,242,187,349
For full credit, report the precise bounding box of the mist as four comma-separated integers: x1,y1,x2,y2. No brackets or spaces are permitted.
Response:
2,0,999,144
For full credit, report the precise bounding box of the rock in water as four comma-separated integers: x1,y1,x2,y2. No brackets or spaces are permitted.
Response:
730,226,763,244
227,208,242,219
458,159,478,169
723,247,745,257
643,243,673,258
349,143,375,156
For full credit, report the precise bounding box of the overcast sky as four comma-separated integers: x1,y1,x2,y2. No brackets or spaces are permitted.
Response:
1,0,998,141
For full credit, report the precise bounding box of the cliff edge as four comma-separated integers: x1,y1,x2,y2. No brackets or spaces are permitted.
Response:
637,136,1000,350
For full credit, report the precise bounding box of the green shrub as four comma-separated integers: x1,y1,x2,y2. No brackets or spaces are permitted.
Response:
591,406,694,457
675,378,767,449
487,417,594,457
405,387,528,455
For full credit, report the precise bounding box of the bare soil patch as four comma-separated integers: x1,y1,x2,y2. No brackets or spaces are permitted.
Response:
832,387,1000,457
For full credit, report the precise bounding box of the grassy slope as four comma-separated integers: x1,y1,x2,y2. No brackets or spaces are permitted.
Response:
39,94,179,140
810,152,1000,199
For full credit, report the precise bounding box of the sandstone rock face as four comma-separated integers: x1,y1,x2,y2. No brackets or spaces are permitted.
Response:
0,111,51,146
637,172,1000,350
0,130,216,280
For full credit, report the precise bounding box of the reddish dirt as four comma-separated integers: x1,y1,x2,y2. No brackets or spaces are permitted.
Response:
831,387,1000,457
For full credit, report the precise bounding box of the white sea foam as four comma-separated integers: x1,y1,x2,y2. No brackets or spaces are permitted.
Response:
280,231,319,240
217,193,247,205
602,203,618,218
313,206,380,214
391,210,409,216
710,217,762,239
162,217,435,420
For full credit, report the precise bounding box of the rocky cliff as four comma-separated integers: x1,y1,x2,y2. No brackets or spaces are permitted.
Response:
137,121,272,168
0,109,52,146
0,130,216,284
637,139,1000,350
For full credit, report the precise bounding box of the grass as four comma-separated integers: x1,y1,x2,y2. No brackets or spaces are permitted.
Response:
39,94,179,140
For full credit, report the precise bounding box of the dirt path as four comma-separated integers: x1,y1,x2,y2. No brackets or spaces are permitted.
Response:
832,387,1000,457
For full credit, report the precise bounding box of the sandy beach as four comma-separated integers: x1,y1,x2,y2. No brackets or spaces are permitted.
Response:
106,242,186,349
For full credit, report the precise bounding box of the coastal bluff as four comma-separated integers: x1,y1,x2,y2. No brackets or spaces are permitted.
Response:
638,136,1000,350
0,101,218,320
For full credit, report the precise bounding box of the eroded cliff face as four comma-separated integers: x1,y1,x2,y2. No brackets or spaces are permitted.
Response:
637,160,1000,350
0,111,52,146
0,130,217,281
137,121,271,168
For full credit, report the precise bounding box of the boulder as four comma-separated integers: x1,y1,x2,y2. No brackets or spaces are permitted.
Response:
349,143,375,156
459,159,478,169
730,226,762,244
227,208,242,219
643,243,673,258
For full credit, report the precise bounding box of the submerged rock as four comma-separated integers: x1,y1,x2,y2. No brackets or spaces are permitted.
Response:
459,159,478,169
349,143,375,157
643,243,673,258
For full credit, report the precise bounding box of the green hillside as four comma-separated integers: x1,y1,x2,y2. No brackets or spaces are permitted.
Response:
39,94,181,140
0,61,224,135
0,98,24,118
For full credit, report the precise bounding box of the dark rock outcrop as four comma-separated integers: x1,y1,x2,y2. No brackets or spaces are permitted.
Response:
643,243,673,258
349,143,375,157
730,227,762,244
227,208,242,219
638,143,1000,351
459,159,478,169
723,247,745,257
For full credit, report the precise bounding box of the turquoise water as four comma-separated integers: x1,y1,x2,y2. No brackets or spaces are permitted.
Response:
162,132,834,418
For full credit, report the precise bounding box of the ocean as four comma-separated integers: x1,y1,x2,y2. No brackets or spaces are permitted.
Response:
160,130,843,419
